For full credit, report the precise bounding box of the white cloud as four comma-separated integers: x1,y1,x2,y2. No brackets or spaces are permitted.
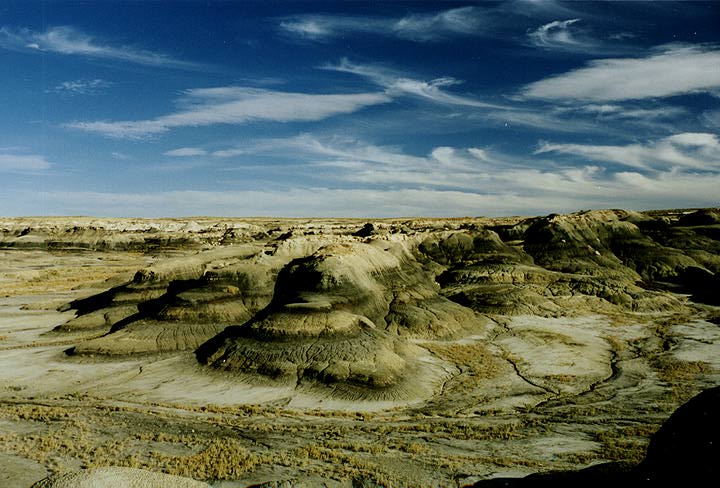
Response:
323,60,681,136
217,135,533,191
526,18,627,54
65,87,391,138
571,104,685,120
211,148,247,158
324,59,504,109
536,132,720,171
392,6,486,42
279,19,336,40
665,132,719,147
279,7,487,43
222,134,432,168
0,26,206,70
527,19,587,50
522,44,720,101
0,153,51,172
51,78,111,95
163,147,208,157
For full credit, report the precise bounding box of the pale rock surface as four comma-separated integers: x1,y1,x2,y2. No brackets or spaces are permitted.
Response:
31,466,210,488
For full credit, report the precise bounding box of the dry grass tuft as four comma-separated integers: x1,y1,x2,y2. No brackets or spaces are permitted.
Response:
424,341,502,386
655,357,712,383
595,424,660,464
151,438,256,479
603,334,626,353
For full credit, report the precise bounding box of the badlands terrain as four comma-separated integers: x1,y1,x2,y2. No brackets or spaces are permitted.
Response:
0,208,718,487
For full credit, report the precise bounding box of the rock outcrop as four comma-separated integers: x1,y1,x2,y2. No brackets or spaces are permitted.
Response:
196,240,487,396
31,466,211,488
46,209,719,398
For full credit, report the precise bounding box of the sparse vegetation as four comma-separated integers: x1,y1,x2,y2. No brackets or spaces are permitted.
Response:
595,425,660,463
423,341,502,387
151,438,257,479
655,357,712,384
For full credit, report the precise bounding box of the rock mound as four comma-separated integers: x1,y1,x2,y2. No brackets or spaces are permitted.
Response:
62,245,281,355
197,241,484,395
521,210,712,307
417,215,688,316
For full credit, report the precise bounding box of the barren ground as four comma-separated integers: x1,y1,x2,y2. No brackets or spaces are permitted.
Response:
0,212,718,487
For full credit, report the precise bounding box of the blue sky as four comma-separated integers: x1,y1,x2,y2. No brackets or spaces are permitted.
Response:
1,0,719,217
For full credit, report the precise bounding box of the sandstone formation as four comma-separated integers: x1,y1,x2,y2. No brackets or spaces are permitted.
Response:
35,208,718,397
196,240,487,396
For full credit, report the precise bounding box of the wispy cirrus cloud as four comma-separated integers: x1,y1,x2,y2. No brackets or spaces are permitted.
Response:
526,17,633,55
522,44,720,101
323,60,683,136
214,134,595,193
294,137,613,195
163,147,208,157
50,78,112,95
527,19,588,50
569,104,685,120
279,2,615,45
391,7,487,42
0,153,51,173
65,87,391,139
0,26,206,70
279,6,487,43
212,134,430,168
323,59,505,109
536,132,720,171
263,134,720,209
